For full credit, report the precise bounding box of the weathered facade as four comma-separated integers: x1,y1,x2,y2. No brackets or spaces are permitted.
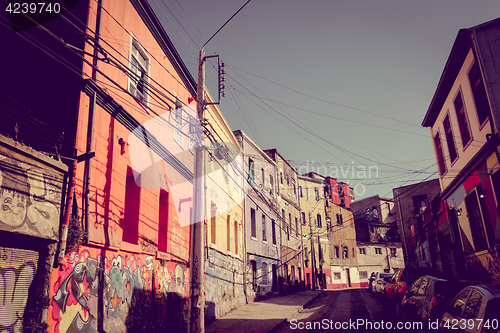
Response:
204,98,246,322
233,130,280,301
0,135,67,333
393,179,441,267
422,17,500,284
298,172,330,289
0,0,202,331
352,195,403,287
264,149,304,293
324,177,360,288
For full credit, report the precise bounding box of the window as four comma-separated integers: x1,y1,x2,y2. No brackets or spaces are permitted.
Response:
464,291,483,319
295,217,299,236
211,202,216,244
450,289,471,317
352,247,355,258
390,248,397,256
342,246,348,259
261,168,265,187
317,214,322,228
315,187,320,201
465,189,489,252
280,171,283,184
413,195,428,214
293,183,296,196
270,175,274,195
286,174,290,186
271,219,276,245
359,248,366,255
158,190,169,252
299,185,303,197
227,215,231,251
282,209,286,230
262,214,267,242
129,38,149,104
123,167,140,244
334,246,340,259
375,247,382,255
248,159,255,187
443,115,458,163
301,212,306,225
334,272,341,280
234,221,238,254
434,132,447,176
289,213,292,239
251,260,257,291
173,96,183,146
359,271,368,279
261,262,268,285
336,213,343,225
250,208,256,238
454,91,472,147
468,61,491,125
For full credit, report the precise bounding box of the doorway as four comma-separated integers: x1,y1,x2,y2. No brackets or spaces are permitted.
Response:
346,268,351,288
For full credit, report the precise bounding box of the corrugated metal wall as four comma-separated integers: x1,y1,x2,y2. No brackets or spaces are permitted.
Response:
0,247,38,333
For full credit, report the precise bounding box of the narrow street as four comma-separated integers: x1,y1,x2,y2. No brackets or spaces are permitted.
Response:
276,289,406,333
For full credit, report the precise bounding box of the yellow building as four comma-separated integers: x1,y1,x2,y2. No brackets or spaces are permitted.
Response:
298,172,330,289
203,93,246,320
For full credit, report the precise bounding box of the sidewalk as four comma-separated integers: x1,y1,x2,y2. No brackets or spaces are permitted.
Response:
205,290,322,333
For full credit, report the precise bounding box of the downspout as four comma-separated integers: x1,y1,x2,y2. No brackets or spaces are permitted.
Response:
83,0,103,241
58,158,77,264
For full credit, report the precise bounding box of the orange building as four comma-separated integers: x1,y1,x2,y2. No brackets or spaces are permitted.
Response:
1,0,198,331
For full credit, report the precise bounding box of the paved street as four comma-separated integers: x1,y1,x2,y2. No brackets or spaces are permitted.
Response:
205,288,413,333
276,289,389,333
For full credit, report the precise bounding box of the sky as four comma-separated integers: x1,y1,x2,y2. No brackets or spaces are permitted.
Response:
151,0,500,200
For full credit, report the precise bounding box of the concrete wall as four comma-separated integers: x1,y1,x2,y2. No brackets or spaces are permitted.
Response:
0,136,66,240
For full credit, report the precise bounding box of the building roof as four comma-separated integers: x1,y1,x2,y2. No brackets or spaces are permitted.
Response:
422,17,500,127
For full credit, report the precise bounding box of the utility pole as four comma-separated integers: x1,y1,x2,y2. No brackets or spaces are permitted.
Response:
188,49,206,333
188,2,252,332
309,215,316,291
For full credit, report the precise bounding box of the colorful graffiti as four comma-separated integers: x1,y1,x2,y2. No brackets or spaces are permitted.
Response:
0,155,62,239
49,248,189,333
0,247,38,333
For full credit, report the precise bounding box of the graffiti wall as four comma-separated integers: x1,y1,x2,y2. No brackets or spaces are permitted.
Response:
0,247,39,333
0,152,64,240
205,249,245,323
246,254,279,301
464,248,500,286
48,247,189,333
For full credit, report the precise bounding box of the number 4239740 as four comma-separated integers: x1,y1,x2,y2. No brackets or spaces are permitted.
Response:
5,2,61,14
443,318,498,330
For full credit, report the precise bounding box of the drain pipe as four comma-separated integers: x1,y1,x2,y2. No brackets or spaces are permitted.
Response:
82,0,103,240
58,158,77,264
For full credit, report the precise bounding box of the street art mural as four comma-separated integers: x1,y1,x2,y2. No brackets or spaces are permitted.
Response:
0,247,38,333
48,248,189,333
204,249,245,323
0,155,63,240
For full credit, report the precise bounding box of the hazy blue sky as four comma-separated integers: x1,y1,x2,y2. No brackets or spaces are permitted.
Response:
152,0,500,200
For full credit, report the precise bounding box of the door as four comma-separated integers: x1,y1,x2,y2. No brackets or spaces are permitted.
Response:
346,268,351,288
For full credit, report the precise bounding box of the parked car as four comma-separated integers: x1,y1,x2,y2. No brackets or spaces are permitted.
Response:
439,285,500,333
372,272,393,295
401,275,466,322
384,266,441,316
